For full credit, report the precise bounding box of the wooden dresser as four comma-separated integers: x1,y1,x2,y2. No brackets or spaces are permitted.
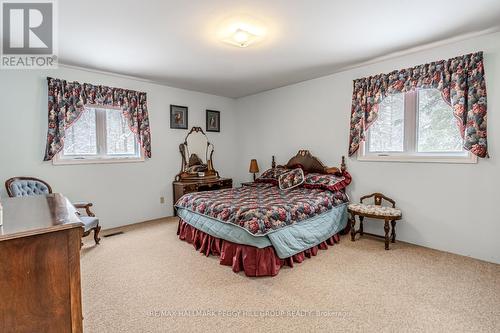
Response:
173,177,232,213
0,194,84,333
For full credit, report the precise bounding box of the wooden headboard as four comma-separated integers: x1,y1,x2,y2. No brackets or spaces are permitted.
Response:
272,150,346,174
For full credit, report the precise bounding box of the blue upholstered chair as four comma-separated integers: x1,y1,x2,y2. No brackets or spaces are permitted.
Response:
5,177,101,244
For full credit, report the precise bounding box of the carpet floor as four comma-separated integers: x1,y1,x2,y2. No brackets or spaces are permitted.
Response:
80,217,500,332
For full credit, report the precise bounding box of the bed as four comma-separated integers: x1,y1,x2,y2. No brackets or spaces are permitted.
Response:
175,150,352,277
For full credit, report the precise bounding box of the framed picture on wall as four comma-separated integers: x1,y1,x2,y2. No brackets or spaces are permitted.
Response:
170,105,188,129
206,110,220,132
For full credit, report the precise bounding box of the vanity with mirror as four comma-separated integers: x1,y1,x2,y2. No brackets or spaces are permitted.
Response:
172,127,232,213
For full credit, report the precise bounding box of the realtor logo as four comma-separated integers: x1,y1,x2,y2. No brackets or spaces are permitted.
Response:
1,0,57,69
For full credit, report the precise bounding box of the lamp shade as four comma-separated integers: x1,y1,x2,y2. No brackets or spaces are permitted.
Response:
249,159,259,173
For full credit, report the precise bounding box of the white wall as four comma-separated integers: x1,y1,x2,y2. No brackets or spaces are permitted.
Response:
234,32,500,264
1,33,498,264
0,66,237,229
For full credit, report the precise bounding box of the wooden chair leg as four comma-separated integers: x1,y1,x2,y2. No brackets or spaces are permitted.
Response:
391,220,396,243
350,213,356,242
93,225,101,245
359,216,364,236
384,219,390,250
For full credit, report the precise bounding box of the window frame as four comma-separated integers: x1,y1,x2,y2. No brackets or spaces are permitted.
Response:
52,105,145,165
358,90,477,164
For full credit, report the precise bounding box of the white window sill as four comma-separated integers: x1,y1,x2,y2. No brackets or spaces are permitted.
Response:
357,140,477,164
52,156,145,165
357,153,477,164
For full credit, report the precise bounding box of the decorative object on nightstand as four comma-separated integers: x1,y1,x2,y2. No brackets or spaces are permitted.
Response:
348,193,402,250
249,159,259,181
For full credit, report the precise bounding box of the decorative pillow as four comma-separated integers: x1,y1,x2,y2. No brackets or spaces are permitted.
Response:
304,171,352,191
278,168,305,190
255,167,288,184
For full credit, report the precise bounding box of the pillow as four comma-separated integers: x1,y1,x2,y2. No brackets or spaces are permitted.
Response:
278,168,305,190
304,171,352,191
255,167,288,184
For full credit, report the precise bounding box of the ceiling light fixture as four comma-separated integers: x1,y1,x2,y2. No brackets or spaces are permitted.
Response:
223,28,258,48
217,15,267,48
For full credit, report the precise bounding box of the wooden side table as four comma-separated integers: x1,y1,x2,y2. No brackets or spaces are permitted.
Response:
348,193,402,250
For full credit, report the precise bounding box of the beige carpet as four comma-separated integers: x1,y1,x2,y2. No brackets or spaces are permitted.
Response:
80,218,500,332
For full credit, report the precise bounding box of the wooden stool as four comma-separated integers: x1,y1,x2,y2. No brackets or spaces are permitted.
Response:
348,193,402,250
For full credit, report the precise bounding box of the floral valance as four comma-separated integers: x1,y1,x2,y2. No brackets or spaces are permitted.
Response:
348,51,488,158
44,77,152,161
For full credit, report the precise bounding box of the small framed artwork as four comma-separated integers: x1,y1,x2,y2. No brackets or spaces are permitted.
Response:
206,110,220,132
170,105,188,129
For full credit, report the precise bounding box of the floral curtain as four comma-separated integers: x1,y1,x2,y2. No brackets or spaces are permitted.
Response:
348,51,488,158
45,77,152,160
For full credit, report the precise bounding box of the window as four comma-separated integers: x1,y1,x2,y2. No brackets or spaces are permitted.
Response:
367,93,405,153
54,106,143,164
416,89,463,153
359,89,476,163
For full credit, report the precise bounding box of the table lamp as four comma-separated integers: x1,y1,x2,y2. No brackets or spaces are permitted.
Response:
249,159,259,181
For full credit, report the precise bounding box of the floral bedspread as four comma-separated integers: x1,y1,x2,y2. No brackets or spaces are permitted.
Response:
175,183,349,235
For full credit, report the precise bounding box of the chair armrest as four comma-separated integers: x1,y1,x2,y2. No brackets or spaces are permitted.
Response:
359,193,376,203
359,193,396,207
73,202,95,217
73,201,92,208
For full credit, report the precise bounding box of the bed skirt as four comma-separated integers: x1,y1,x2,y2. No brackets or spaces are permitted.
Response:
177,219,341,277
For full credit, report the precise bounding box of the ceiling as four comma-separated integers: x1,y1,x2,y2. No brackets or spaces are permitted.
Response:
59,0,500,98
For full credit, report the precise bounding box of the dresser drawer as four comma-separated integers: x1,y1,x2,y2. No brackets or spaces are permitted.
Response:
173,178,233,215
183,184,198,193
220,179,233,188
197,179,232,191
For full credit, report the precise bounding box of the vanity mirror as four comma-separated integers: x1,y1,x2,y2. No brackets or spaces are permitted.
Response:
172,126,232,213
176,127,218,180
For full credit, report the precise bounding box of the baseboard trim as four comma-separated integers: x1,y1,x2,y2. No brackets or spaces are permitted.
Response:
101,216,176,235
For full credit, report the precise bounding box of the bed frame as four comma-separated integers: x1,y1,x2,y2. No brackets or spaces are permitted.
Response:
272,150,346,174
176,149,348,277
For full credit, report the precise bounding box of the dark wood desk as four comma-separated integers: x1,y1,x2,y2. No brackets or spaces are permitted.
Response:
0,194,84,333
